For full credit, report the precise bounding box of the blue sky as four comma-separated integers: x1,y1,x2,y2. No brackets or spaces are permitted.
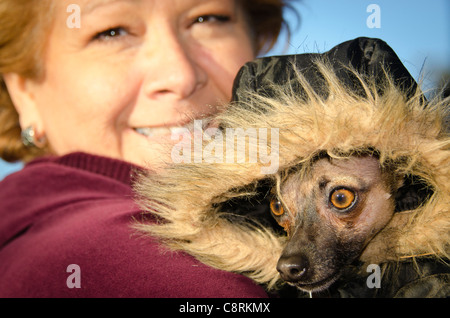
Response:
0,0,448,180
269,0,449,80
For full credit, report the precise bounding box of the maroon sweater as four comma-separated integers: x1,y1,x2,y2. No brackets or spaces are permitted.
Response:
0,152,268,298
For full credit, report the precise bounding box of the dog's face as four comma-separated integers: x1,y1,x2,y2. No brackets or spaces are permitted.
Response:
271,156,399,292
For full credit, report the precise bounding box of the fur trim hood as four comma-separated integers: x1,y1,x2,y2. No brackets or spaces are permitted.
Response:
135,38,449,288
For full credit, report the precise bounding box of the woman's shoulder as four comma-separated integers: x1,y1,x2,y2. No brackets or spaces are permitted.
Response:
0,152,135,245
0,187,267,297
0,152,268,298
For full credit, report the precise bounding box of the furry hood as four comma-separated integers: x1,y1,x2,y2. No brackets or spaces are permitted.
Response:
135,38,449,287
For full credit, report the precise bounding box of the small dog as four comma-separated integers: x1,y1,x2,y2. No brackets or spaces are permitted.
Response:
271,154,405,293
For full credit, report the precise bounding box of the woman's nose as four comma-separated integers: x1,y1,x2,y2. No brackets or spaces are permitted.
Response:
142,27,207,101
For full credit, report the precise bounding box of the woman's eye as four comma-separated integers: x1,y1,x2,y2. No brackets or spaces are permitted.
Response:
92,27,128,41
270,199,285,217
330,188,356,211
193,15,231,25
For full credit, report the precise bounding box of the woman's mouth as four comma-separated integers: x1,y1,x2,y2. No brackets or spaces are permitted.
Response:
133,118,213,138
134,126,183,138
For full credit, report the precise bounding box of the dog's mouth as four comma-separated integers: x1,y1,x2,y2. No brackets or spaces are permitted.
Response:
292,272,341,293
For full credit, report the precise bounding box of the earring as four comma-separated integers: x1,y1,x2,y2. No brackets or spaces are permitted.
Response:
21,126,46,148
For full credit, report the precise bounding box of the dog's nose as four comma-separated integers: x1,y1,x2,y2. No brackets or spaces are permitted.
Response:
277,254,308,282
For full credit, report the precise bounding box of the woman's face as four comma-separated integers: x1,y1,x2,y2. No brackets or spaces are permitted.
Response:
21,0,255,167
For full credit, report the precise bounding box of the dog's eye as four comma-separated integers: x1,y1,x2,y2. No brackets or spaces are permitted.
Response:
270,199,285,216
330,188,356,210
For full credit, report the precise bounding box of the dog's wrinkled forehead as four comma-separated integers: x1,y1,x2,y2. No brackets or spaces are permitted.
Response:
278,156,382,204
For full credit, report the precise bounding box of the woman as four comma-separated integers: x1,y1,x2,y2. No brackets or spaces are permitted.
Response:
0,0,296,297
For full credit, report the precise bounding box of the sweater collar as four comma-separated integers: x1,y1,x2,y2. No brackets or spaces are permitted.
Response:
27,152,144,186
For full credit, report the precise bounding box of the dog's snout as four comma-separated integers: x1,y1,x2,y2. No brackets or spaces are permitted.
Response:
277,254,308,282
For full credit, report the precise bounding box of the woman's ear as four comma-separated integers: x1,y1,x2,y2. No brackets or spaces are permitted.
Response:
2,73,44,135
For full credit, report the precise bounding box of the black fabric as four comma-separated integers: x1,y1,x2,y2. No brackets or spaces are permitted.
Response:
311,259,450,298
231,37,418,104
